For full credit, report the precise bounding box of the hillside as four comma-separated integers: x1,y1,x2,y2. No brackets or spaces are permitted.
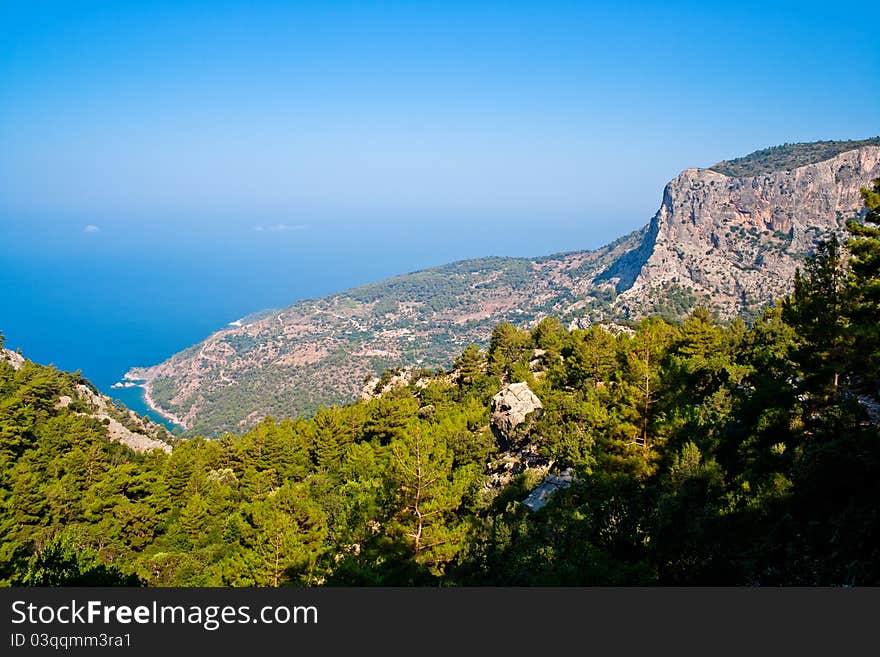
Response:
1,345,173,454
128,142,880,436
126,231,647,434
710,137,880,177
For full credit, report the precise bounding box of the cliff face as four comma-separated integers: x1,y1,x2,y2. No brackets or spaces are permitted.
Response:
609,146,880,319
129,144,880,436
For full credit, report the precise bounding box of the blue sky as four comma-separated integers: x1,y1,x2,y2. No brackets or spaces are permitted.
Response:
1,0,878,246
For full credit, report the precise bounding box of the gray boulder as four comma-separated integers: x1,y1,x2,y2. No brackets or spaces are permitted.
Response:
491,382,543,443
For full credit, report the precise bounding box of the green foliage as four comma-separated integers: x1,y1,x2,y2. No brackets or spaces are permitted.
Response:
845,178,880,381
453,344,485,389
21,531,141,586
487,323,533,380
710,137,880,177
245,482,327,586
783,235,851,404
389,424,475,577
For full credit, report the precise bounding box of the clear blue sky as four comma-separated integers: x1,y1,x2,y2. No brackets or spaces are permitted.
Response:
1,0,878,244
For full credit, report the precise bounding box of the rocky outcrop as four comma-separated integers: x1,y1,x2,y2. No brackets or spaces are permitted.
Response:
1,348,25,371
607,145,880,319
53,383,172,454
4,345,172,453
490,382,543,443
360,367,440,401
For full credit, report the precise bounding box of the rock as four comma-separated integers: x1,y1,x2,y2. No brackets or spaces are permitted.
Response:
521,468,575,512
4,345,172,454
1,348,25,371
528,348,547,372
69,384,173,453
102,415,172,454
857,395,880,426
360,368,416,400
75,383,105,411
610,146,880,320
490,382,543,443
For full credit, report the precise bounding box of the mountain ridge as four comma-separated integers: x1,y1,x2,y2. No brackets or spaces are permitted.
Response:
709,137,880,177
128,141,880,435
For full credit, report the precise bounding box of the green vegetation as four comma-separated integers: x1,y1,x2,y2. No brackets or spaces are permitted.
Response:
710,137,880,177
149,376,177,409
347,257,533,313
630,283,698,322
1,182,879,586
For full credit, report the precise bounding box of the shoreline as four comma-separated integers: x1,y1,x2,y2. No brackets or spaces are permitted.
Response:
137,379,188,430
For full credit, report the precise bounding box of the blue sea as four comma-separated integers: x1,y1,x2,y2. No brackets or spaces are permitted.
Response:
0,212,635,429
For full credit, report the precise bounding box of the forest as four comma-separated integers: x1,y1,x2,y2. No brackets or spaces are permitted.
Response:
1,181,878,586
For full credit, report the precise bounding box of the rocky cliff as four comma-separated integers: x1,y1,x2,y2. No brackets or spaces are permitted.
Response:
128,142,880,436
611,145,880,320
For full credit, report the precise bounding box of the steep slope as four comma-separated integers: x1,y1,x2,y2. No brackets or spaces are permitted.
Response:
614,145,880,319
2,347,173,453
128,142,880,436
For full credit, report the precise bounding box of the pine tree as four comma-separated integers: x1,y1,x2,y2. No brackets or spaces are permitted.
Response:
453,344,485,389
389,423,474,576
566,326,617,388
487,323,531,379
783,234,851,403
531,316,566,358
845,178,880,388
363,388,418,444
178,493,209,546
247,482,327,587
625,317,673,450
314,407,349,470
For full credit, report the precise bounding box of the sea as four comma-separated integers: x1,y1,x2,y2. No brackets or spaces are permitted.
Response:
0,212,633,429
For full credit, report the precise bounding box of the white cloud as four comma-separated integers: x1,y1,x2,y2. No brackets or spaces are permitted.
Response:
253,223,307,232
83,224,101,233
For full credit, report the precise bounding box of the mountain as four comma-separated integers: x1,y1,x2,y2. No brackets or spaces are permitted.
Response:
613,142,880,319
128,140,880,435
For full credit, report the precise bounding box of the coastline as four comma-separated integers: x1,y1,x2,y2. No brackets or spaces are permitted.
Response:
140,382,189,430
141,382,187,430
122,372,188,430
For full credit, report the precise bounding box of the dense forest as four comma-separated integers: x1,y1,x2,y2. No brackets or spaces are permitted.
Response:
1,181,878,586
